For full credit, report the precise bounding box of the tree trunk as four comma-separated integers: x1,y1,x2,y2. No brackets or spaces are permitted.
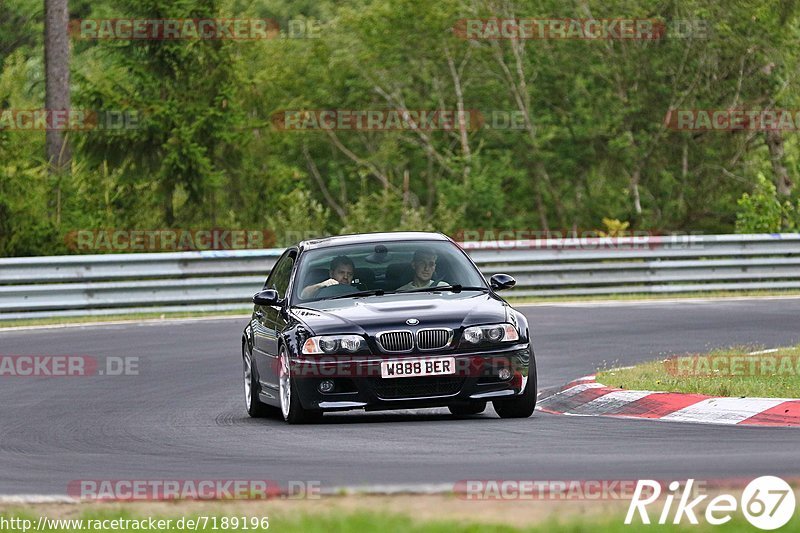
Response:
45,0,71,173
765,129,794,196
45,0,71,228
630,166,643,216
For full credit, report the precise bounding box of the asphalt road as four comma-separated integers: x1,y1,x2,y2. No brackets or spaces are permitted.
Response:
1,297,799,494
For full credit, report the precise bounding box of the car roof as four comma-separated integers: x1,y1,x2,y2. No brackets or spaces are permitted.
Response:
298,231,450,251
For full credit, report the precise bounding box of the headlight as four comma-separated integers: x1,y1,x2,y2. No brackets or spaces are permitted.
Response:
339,336,362,352
302,335,364,354
463,327,483,344
319,337,338,353
486,326,505,342
462,323,519,344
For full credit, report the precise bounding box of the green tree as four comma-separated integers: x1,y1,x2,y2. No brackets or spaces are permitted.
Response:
74,0,245,228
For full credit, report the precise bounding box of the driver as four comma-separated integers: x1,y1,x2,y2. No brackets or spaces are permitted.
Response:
301,255,354,299
397,249,448,291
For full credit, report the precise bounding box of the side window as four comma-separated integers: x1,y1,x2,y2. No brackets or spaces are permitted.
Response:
265,251,295,298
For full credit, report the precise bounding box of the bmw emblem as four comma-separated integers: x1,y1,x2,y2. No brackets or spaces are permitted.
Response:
406,318,419,326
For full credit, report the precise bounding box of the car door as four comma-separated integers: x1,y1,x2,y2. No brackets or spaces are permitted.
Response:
253,248,296,393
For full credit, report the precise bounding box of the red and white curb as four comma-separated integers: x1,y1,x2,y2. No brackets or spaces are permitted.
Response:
537,375,800,427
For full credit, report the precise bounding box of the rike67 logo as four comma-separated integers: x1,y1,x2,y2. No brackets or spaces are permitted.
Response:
626,477,796,530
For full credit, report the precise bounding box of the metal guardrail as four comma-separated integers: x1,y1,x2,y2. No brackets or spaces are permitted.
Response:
1,233,799,320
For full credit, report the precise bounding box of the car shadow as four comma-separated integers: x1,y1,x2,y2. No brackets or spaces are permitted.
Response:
319,410,488,424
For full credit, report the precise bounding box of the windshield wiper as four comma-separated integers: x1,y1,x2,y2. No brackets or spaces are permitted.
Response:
326,288,388,300
401,284,488,294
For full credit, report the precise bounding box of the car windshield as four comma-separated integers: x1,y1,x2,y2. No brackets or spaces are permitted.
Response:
293,239,487,303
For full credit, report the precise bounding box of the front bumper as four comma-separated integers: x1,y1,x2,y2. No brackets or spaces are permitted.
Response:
291,343,532,411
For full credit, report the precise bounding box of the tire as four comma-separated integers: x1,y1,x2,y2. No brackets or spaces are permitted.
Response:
278,346,323,424
448,401,487,416
493,353,537,419
243,343,273,418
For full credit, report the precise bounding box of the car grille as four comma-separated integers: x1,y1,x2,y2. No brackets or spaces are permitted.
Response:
417,328,452,350
370,376,464,399
376,330,414,352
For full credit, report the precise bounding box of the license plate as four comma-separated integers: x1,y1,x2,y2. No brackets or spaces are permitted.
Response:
380,357,456,379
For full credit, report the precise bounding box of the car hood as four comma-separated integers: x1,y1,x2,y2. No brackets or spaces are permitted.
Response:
292,291,509,336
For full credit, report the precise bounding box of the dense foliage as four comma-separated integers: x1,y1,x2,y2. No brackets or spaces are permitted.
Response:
1,0,799,255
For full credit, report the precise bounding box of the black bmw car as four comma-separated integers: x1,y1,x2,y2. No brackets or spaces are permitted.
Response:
241,232,536,423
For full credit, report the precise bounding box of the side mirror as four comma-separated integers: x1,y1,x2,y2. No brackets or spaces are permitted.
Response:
490,273,516,291
253,288,281,306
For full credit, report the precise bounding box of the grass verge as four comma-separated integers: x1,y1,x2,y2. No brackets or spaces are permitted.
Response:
2,506,799,533
507,288,800,304
596,344,800,398
0,309,250,329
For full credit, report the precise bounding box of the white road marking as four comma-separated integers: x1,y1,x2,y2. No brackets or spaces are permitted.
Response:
0,495,78,504
661,398,788,425
571,389,655,415
518,295,800,308
321,483,455,495
547,382,605,398
0,314,250,333
537,382,606,410
0,484,460,503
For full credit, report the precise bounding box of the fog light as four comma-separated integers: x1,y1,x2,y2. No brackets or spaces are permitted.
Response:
318,379,335,393
498,368,512,380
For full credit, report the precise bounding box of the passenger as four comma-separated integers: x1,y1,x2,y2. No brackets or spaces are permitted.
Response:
301,255,355,299
397,249,448,291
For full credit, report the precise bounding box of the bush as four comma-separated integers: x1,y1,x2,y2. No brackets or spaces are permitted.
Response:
735,174,799,233
340,190,433,235
266,189,332,246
